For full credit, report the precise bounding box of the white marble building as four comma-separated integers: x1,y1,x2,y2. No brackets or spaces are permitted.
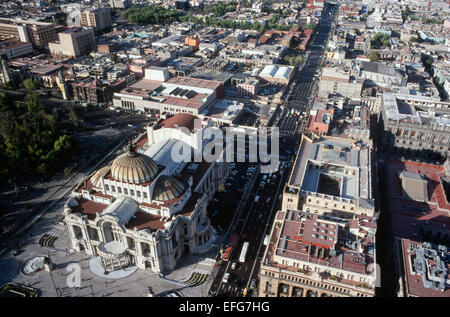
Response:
63,113,230,273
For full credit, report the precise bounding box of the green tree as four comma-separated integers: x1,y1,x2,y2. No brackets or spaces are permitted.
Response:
289,55,303,66
69,108,82,128
370,33,390,49
369,51,381,62
23,78,40,91
25,92,41,114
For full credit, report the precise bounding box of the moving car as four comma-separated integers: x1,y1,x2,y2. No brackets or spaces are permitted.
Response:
222,273,230,283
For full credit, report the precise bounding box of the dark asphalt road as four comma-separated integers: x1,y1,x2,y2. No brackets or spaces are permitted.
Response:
278,4,338,137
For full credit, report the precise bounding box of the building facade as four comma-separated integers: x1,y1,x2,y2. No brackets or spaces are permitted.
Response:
0,18,57,49
80,8,112,32
380,93,450,158
49,27,96,59
0,39,33,60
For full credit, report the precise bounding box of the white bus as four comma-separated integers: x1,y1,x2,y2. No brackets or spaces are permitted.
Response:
239,242,249,263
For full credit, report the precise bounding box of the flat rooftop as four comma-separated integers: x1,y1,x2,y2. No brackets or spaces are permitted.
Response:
199,99,244,123
386,159,450,242
289,136,372,200
400,239,449,297
166,76,222,91
265,209,376,284
382,93,450,126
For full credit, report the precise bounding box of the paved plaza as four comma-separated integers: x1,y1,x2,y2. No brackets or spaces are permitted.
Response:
0,202,221,297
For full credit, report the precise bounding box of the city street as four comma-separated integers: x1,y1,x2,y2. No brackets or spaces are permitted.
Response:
209,161,290,297
207,2,338,298
278,3,338,136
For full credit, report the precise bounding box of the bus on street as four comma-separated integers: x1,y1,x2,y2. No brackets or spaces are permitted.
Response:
239,242,249,263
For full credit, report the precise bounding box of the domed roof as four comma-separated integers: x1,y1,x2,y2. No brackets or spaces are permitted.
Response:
111,150,158,184
152,175,185,201
91,166,110,188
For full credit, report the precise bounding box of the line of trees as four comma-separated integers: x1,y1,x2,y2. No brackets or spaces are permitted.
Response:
180,13,294,32
120,4,183,24
0,90,76,184
121,3,296,32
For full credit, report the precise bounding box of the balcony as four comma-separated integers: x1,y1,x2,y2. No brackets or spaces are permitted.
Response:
196,217,210,235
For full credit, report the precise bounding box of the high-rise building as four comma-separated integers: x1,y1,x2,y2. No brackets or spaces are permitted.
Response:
0,18,57,49
80,8,112,32
49,27,95,59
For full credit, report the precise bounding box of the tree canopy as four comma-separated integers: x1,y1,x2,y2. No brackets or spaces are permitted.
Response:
370,33,390,49
0,91,76,183
289,55,304,66
369,51,381,62
120,4,183,24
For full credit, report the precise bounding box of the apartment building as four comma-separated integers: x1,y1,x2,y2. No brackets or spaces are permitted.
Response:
80,8,112,32
0,18,57,49
49,27,95,59
380,92,450,158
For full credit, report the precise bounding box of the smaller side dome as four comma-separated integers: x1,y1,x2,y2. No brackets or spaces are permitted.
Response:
153,175,185,201
91,166,110,188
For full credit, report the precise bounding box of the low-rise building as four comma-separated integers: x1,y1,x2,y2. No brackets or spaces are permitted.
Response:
359,61,406,88
259,64,294,85
0,39,33,60
113,70,223,117
318,67,363,100
259,132,376,297
237,77,260,97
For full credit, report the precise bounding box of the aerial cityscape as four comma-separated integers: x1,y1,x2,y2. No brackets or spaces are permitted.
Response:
0,0,449,300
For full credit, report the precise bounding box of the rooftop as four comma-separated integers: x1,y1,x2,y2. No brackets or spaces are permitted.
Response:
267,209,376,279
288,136,372,201
165,76,222,91
386,159,450,242
401,239,449,297
382,93,450,126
